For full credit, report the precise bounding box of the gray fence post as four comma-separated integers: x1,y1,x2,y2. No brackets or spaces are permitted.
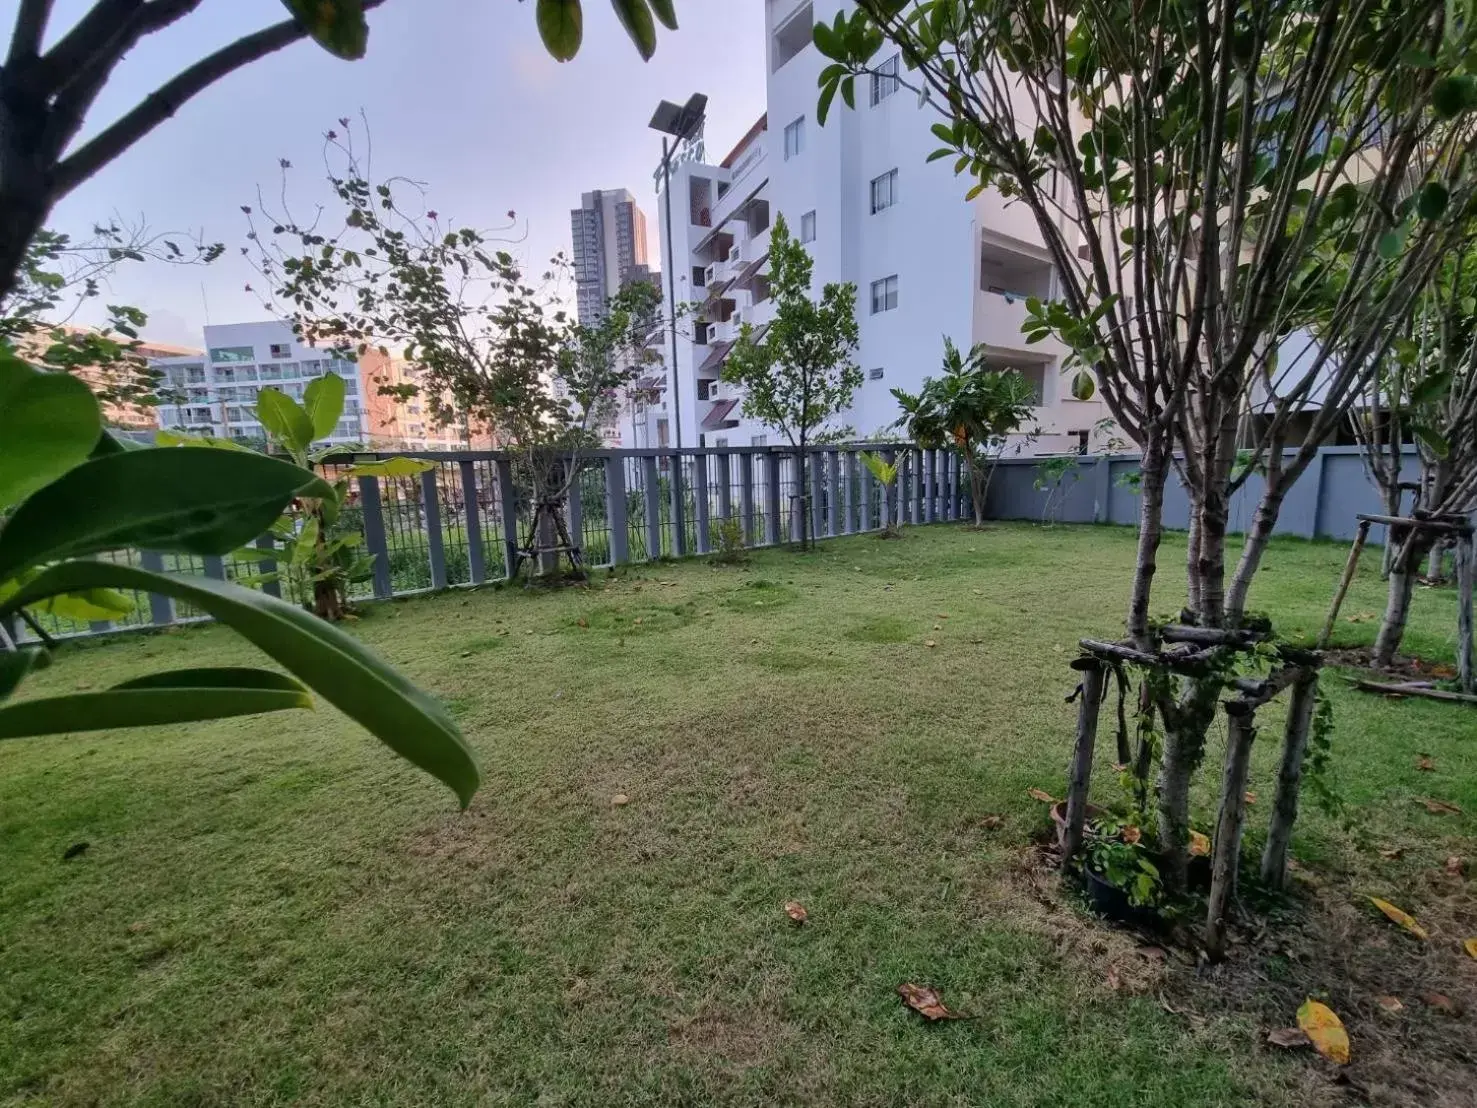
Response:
826,450,840,538
882,449,897,527
694,453,711,554
717,452,733,526
741,452,758,544
811,452,826,541
1094,455,1112,524
858,452,874,531
496,458,520,579
459,461,486,585
944,451,958,521
139,550,176,624
203,555,225,580
358,475,394,599
840,450,854,535
566,460,584,558
252,536,281,600
421,468,447,590
643,455,663,560
669,455,688,558
605,455,629,565
912,448,925,524
765,452,782,545
925,449,939,523
1306,449,1327,539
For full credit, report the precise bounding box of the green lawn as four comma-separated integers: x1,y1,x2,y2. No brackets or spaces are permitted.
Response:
2,524,1474,1107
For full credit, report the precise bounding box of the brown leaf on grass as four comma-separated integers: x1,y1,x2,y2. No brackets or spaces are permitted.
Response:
1121,825,1142,845
1446,856,1467,877
980,815,1003,831
1422,993,1463,1016
632,617,644,625
1297,999,1351,1064
1376,995,1404,1013
897,983,968,1021
1189,831,1211,857
1462,938,1477,959
1105,966,1122,991
924,639,938,648
1027,788,1056,804
1267,1028,1311,1049
783,901,807,925
1138,946,1167,963
937,613,949,619
1244,791,1257,805
576,617,589,628
1417,754,1435,771
1379,846,1405,861
611,794,631,807
1431,663,1457,678
1418,798,1463,815
933,624,942,631
1369,897,1429,940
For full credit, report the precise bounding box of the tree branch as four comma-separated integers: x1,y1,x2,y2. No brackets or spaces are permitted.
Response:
6,0,55,69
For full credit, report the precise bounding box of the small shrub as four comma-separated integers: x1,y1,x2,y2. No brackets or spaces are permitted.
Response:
709,517,748,564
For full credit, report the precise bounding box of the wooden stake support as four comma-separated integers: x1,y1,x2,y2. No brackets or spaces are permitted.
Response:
1205,698,1260,962
1260,668,1320,890
1319,519,1371,648
1062,658,1106,864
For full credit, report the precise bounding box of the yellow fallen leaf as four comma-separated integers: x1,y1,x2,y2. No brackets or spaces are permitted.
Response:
1027,787,1056,804
1297,999,1350,1065
1189,830,1211,857
1369,896,1429,940
1464,938,1477,960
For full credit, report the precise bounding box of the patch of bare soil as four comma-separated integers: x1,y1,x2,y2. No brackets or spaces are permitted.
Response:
1324,647,1460,685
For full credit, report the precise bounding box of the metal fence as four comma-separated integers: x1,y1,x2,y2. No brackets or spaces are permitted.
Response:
21,443,1444,642
23,444,965,640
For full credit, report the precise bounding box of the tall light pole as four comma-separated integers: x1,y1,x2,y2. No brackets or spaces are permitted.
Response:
649,93,706,453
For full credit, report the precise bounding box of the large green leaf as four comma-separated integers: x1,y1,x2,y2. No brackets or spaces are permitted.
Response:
0,670,314,739
257,388,315,454
0,648,41,701
537,0,582,60
610,0,657,60
0,352,102,512
647,0,677,30
280,0,369,60
0,448,335,583
303,373,347,440
343,457,436,478
1,562,480,805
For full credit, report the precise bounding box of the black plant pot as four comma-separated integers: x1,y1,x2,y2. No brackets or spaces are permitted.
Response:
1083,869,1162,929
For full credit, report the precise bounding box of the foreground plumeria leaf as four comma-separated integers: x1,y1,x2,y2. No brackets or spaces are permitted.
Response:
1297,999,1350,1064
0,668,313,738
256,388,315,454
0,448,335,583
303,372,347,440
897,983,968,1021
1369,897,1429,940
0,562,480,806
343,457,437,478
610,0,657,60
0,353,102,512
1463,938,1477,960
537,0,582,60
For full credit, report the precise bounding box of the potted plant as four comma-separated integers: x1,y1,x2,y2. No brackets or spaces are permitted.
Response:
1081,820,1165,926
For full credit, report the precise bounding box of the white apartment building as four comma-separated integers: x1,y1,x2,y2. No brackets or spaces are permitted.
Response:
152,321,366,446
651,0,1110,454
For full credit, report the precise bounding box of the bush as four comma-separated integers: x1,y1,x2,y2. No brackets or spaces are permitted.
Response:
709,517,748,565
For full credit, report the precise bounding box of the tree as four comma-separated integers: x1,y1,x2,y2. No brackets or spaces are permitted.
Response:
721,213,861,551
1344,248,1477,665
248,129,659,577
818,0,1477,898
891,338,1039,527
0,0,678,306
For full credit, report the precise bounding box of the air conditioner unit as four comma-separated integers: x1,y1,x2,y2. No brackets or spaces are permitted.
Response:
704,262,718,285
727,243,742,264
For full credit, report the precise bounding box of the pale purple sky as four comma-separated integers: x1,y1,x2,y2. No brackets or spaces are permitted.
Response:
41,0,768,346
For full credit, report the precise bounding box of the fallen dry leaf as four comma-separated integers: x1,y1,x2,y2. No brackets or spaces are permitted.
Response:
924,639,937,648
1267,1028,1311,1049
1462,938,1477,960
932,624,942,631
1417,755,1435,771
980,815,1003,831
611,794,631,807
897,983,967,1021
1105,966,1122,991
1138,946,1167,963
784,901,807,924
1297,999,1351,1064
1122,825,1142,845
1376,995,1404,1013
937,613,949,619
1418,798,1463,815
1244,791,1257,805
576,617,589,628
1369,897,1429,940
1189,830,1211,857
1446,856,1467,877
1027,787,1056,804
1379,846,1405,861
632,617,644,625
1422,993,1463,1016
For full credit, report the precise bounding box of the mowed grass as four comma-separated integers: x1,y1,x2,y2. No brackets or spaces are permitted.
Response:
2,523,1474,1107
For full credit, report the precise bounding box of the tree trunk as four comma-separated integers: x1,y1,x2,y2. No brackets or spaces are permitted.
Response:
1185,509,1203,620
1373,555,1420,667
1260,669,1319,890
309,506,344,620
797,445,810,551
969,456,986,527
1194,483,1232,627
1224,482,1289,624
1156,676,1221,896
1458,535,1475,694
1126,438,1170,649
1205,701,1258,962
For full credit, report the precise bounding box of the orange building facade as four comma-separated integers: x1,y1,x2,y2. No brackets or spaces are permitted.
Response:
358,350,496,451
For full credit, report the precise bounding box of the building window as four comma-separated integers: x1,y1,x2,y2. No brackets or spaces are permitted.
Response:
268,342,292,359
870,275,899,314
713,436,729,448
692,265,707,288
771,1,813,72
783,116,805,161
694,320,710,345
209,345,254,363
870,169,899,214
750,434,768,447
800,210,816,243
871,53,901,105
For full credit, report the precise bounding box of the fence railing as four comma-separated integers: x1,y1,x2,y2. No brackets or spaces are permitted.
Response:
22,444,962,641
22,443,1446,642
